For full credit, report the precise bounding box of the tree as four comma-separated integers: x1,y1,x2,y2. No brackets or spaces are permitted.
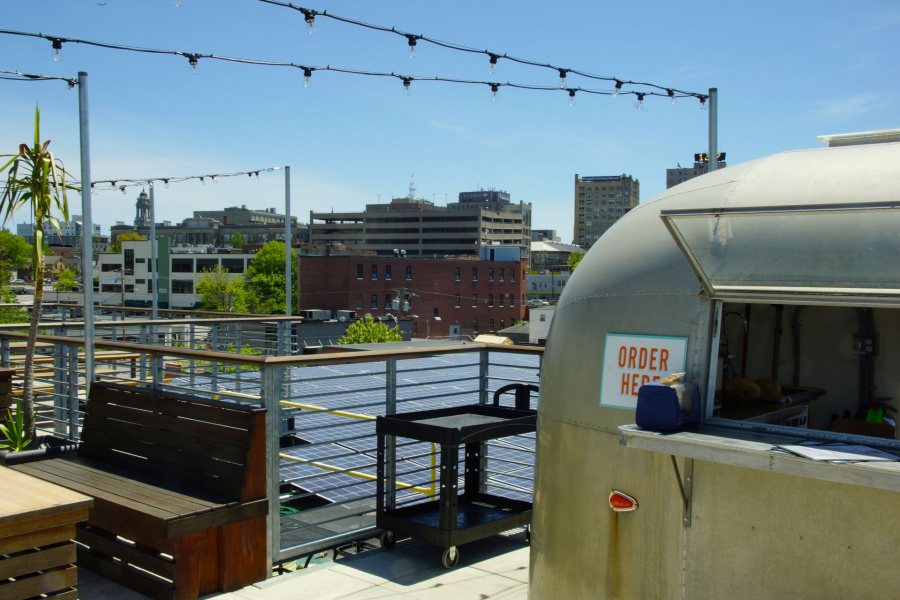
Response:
54,268,79,292
242,241,297,314
196,265,247,312
109,231,145,253
0,106,76,443
338,315,402,345
567,251,585,271
0,229,33,277
229,232,247,249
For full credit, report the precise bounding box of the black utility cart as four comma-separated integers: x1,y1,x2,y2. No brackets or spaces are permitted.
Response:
376,384,538,568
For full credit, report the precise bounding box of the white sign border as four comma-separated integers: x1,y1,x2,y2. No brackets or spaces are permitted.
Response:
599,332,689,410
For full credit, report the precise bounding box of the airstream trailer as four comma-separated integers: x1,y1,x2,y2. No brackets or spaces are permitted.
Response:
531,130,900,600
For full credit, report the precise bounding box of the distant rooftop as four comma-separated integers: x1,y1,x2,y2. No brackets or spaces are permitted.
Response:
818,128,900,147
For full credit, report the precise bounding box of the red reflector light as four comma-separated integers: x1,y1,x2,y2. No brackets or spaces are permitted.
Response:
609,490,638,512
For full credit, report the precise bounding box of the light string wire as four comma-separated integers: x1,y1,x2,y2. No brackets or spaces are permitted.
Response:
0,28,705,106
256,0,708,102
84,167,283,193
0,68,77,87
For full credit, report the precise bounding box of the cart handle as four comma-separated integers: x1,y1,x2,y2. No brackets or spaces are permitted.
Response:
492,383,539,410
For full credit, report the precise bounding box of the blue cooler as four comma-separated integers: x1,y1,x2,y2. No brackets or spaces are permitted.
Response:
635,381,700,432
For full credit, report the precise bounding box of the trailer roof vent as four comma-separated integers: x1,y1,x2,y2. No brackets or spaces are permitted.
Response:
818,128,900,147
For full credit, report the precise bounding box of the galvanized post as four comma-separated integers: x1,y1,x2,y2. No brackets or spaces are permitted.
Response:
150,350,163,391
478,349,489,405
261,361,279,573
139,324,148,382
53,340,66,436
708,87,718,173
68,344,79,440
236,321,243,392
385,358,397,510
210,325,219,393
78,71,96,396
189,323,196,388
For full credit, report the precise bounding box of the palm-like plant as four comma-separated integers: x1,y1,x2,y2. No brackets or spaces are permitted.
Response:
0,106,75,444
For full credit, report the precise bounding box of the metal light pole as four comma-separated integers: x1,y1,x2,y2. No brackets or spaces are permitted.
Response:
149,183,158,320
284,165,291,318
78,71,95,390
707,87,718,173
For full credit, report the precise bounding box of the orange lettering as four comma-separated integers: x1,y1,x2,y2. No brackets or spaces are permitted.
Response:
638,347,648,369
621,372,631,395
660,348,669,371
628,346,637,368
649,348,658,370
630,373,641,396
618,346,627,368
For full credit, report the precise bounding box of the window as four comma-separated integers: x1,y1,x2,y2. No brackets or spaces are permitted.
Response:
472,294,478,307
472,319,479,333
405,265,412,280
498,268,505,282
455,266,461,282
488,267,494,282
471,267,479,282
147,279,152,293
124,249,134,275
197,258,218,272
371,265,378,280
356,295,363,310
124,284,135,293
498,294,504,307
136,258,145,264
454,294,461,308
385,294,392,309
172,258,193,273
101,263,120,272
172,279,194,294
509,269,516,283
357,264,364,279
488,294,494,306
489,319,495,332
434,307,440,318
385,265,392,280
510,294,516,307
370,294,378,309
540,314,547,322
222,258,245,273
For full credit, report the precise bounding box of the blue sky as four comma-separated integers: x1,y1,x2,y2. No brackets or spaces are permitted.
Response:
2,0,897,243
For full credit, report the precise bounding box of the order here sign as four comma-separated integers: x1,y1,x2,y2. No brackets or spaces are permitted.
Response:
600,333,688,409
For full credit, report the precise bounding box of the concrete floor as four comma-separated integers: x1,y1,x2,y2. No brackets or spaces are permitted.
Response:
78,531,530,599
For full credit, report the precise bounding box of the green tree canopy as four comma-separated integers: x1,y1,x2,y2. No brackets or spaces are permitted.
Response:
567,251,585,271
229,232,247,249
109,231,145,253
196,265,248,312
243,241,297,314
54,268,79,292
0,229,32,275
338,315,402,345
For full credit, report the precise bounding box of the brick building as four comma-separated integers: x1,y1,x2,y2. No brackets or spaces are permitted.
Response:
299,250,527,339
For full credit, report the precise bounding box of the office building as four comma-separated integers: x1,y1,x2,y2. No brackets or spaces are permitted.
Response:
309,190,531,261
573,174,639,249
666,152,727,188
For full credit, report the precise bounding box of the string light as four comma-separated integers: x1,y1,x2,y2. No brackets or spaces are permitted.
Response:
488,53,499,75
667,88,675,104
567,88,576,106
255,1,708,101
0,69,78,88
402,76,411,96
558,69,568,88
0,28,709,108
84,166,281,192
51,37,63,62
490,83,499,101
300,8,316,34
406,34,418,58
635,93,645,110
303,67,313,87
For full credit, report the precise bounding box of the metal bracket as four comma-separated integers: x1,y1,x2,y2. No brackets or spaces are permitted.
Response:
670,456,694,527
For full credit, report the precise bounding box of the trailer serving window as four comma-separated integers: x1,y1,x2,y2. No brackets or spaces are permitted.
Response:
662,202,900,444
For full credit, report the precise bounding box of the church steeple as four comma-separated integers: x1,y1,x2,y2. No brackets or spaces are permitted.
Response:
134,190,151,227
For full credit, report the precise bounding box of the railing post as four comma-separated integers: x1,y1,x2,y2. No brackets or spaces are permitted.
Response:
1,339,9,368
139,324,148,382
150,350,163,391
189,323,196,388
261,360,279,573
53,340,67,437
210,325,219,393
68,344,79,440
236,322,243,392
478,348,490,405
385,358,397,511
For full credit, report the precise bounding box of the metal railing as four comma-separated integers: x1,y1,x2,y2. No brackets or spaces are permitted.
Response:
0,320,542,567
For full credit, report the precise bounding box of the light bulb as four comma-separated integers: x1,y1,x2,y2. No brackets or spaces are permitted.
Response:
699,96,707,110
568,89,576,106
200,177,205,185
304,11,315,35
667,89,676,104
488,54,498,75
163,179,170,189
490,84,499,101
303,68,313,88
187,54,198,72
635,93,645,110
407,35,418,58
558,69,568,89
402,78,411,96
612,79,622,97
51,39,62,63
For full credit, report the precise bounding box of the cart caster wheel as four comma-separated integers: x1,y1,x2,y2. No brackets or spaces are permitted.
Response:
441,546,460,569
380,531,396,549
524,525,531,544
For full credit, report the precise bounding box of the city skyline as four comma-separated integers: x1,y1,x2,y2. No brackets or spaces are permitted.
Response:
2,1,896,243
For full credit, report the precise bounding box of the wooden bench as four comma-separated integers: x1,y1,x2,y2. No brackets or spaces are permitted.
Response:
12,381,268,599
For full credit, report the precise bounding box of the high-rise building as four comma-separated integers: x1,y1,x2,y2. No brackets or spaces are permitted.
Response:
666,152,727,189
572,174,639,249
309,190,531,260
